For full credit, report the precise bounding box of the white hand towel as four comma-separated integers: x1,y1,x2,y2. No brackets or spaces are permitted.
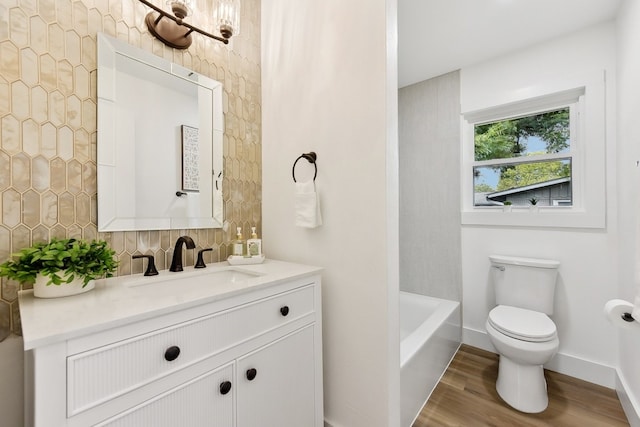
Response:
295,180,322,228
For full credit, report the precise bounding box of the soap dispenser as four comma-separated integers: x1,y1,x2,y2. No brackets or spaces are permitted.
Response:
231,227,246,256
247,226,262,257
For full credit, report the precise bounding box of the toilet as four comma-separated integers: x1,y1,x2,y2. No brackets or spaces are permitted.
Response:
485,255,560,413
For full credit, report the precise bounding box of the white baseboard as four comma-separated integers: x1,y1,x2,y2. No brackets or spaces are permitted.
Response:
463,326,616,388
617,369,640,427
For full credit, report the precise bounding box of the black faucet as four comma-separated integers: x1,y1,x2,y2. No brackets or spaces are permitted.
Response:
169,236,196,272
132,254,159,276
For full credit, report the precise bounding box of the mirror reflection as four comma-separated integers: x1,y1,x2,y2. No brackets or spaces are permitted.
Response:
97,33,224,232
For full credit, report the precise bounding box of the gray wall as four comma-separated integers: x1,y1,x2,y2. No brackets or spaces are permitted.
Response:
398,71,462,301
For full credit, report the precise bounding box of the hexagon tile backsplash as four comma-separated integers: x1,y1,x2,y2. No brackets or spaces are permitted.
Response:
0,0,262,339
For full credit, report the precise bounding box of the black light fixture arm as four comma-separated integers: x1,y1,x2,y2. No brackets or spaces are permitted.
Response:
137,0,229,45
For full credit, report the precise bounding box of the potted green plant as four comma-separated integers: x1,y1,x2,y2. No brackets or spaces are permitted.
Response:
529,197,539,213
503,201,512,212
0,238,118,298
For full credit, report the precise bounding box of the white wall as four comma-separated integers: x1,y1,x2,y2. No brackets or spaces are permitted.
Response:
616,0,640,423
460,22,621,387
261,1,400,426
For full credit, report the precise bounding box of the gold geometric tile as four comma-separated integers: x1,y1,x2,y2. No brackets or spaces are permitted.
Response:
20,48,38,86
74,65,90,99
11,301,22,336
11,153,30,192
9,7,29,48
48,89,66,126
0,151,9,191
39,53,57,90
0,78,9,115
30,85,48,123
40,122,57,158
40,190,58,227
2,189,21,228
49,157,66,192
54,0,72,33
57,125,73,160
11,225,30,254
0,6,8,41
65,30,81,64
0,226,9,261
29,15,48,54
72,2,88,37
87,9,104,36
74,128,90,162
22,189,40,228
82,99,96,132
81,35,96,70
31,225,50,246
0,41,20,83
67,159,82,194
32,155,50,192
58,191,75,226
0,302,10,342
21,118,39,156
82,161,96,194
47,22,64,59
103,15,116,38
10,80,29,120
58,59,74,95
76,193,90,226
66,94,82,128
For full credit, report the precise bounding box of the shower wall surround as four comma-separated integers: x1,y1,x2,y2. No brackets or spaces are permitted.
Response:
0,0,262,338
398,71,462,301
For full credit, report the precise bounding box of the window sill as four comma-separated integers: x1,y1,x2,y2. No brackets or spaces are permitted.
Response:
461,207,605,229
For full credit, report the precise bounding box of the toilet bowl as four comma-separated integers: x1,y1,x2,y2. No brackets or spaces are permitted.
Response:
486,305,559,413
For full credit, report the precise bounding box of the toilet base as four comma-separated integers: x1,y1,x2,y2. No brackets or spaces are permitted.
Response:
496,355,549,413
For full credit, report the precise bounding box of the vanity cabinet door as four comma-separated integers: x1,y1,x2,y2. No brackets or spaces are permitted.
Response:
94,363,234,427
236,325,318,427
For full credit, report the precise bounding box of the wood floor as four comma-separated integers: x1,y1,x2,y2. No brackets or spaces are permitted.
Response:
413,345,629,427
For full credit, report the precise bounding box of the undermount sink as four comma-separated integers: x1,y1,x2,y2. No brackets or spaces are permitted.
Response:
123,267,263,289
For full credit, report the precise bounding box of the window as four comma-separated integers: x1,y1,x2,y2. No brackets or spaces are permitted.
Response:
461,83,606,229
472,107,574,207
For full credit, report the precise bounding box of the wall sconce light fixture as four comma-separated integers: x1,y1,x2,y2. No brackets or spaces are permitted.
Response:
138,0,240,49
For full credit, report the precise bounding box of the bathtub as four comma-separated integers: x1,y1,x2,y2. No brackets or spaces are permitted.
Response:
400,291,461,427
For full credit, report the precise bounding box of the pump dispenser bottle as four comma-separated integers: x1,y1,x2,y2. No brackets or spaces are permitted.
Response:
247,226,262,257
231,227,246,256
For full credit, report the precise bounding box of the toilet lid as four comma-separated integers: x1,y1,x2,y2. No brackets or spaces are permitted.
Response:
488,305,557,342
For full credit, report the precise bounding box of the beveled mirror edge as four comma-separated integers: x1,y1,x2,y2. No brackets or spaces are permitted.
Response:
96,32,224,232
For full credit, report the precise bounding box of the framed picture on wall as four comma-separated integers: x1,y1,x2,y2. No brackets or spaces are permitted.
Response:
181,125,200,192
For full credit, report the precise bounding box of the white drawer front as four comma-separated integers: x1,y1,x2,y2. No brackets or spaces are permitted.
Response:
94,363,234,427
68,284,315,416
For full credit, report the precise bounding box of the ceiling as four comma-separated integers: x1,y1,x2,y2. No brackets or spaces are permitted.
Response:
398,0,622,88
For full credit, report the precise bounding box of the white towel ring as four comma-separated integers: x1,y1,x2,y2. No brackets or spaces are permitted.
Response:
292,152,317,182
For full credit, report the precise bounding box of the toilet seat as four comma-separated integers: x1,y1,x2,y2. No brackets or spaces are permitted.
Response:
488,305,557,343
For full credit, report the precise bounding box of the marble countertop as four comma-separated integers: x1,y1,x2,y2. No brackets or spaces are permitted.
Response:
18,259,322,350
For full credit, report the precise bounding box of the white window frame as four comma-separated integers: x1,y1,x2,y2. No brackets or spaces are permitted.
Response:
461,79,606,229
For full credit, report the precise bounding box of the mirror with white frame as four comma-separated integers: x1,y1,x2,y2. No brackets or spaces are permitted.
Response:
97,32,223,232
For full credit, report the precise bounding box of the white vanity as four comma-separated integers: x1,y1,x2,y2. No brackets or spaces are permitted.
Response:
19,259,323,427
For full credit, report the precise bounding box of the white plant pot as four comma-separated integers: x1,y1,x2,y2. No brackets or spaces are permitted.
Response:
33,273,95,298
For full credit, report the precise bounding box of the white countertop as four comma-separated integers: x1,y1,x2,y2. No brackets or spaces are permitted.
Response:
19,259,322,350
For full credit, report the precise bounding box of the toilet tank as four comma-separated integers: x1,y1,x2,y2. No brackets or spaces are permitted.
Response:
489,255,560,315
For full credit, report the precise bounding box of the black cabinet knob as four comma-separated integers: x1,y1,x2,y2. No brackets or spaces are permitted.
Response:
246,368,257,381
219,381,232,395
280,306,290,316
164,346,181,362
